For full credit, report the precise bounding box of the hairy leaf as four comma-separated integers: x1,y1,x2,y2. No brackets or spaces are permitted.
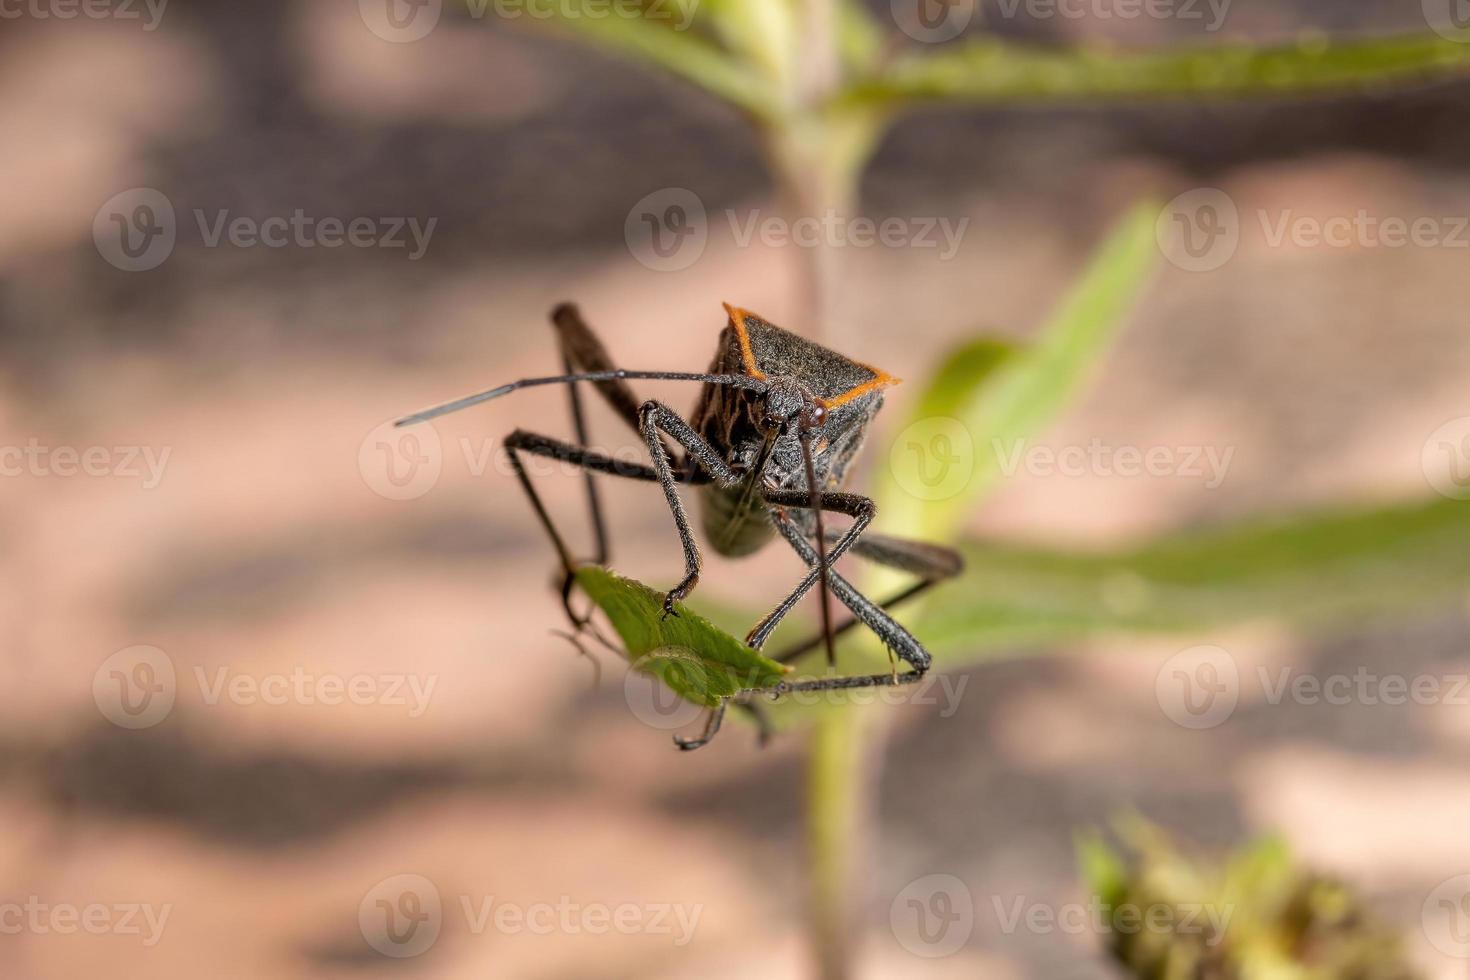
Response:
575,566,790,705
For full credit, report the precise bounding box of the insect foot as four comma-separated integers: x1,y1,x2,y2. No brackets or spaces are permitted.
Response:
661,572,699,619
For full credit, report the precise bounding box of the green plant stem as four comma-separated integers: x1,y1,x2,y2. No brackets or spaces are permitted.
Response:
807,701,882,980
773,11,889,969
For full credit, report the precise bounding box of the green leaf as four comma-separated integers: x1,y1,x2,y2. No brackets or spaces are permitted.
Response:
920,497,1470,659
701,0,798,91
1075,831,1129,908
843,32,1470,106
878,200,1158,542
574,566,790,705
834,0,884,74
499,0,781,119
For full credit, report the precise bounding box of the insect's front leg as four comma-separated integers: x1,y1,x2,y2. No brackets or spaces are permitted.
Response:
761,509,933,673
772,533,964,664
503,429,668,629
638,400,741,617
744,489,876,649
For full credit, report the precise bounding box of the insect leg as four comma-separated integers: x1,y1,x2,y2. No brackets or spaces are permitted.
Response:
743,490,876,650
771,534,963,664
548,305,647,567
757,510,933,673
673,700,727,751
773,671,928,694
638,401,742,617
503,429,681,625
550,302,647,436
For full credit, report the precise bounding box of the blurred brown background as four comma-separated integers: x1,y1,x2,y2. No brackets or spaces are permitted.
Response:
4,1,1470,977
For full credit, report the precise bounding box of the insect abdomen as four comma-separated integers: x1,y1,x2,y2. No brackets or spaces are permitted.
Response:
699,483,775,557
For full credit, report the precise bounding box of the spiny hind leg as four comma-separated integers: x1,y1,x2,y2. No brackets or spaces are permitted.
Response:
545,303,654,611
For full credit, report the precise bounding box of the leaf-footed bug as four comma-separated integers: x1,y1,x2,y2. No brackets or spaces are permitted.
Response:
396,303,963,749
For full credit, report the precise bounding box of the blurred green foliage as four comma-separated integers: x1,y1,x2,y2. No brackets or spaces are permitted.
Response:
1079,820,1420,979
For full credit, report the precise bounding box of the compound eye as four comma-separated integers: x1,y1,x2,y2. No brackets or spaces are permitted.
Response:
805,403,828,427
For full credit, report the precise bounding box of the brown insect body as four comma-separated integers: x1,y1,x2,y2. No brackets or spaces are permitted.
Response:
395,301,963,750
690,306,896,557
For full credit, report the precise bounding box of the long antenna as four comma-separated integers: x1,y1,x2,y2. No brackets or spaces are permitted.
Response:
396,370,767,426
800,432,837,667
